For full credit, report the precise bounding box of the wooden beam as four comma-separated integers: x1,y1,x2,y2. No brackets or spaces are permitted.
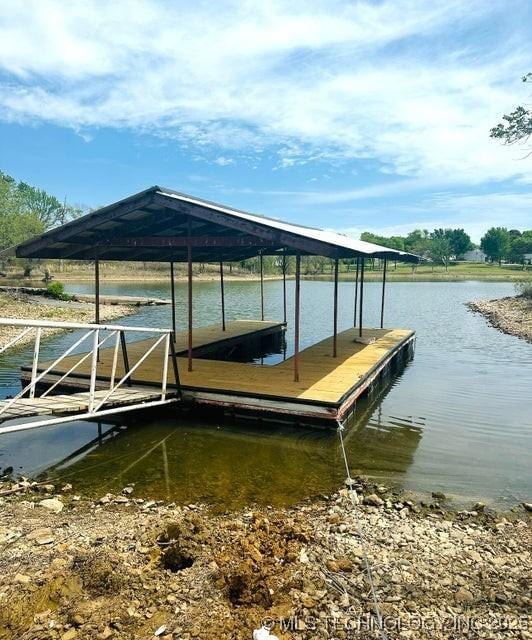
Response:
153,194,346,259
16,192,155,257
95,235,280,248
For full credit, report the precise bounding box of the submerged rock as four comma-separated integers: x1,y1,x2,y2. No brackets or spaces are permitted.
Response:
363,493,384,507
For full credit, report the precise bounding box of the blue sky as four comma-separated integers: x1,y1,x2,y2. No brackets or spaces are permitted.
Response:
0,0,531,242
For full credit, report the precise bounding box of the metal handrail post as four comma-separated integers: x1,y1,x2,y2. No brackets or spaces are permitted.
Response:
161,333,170,401
29,327,42,399
88,329,99,412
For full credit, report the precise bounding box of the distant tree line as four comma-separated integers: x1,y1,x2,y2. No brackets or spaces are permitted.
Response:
360,227,532,269
0,170,84,274
1,170,531,278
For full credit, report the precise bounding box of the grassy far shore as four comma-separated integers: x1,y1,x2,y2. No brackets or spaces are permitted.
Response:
1,260,531,283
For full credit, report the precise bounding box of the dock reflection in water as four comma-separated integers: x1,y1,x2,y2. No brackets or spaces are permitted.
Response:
34,356,421,510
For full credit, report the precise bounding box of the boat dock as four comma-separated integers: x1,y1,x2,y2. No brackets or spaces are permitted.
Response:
0,185,420,431
17,321,413,423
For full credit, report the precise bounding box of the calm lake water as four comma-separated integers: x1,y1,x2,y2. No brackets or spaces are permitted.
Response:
0,279,530,509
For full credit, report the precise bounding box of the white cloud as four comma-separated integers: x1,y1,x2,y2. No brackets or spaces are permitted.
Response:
0,0,531,186
213,156,235,166
333,191,532,242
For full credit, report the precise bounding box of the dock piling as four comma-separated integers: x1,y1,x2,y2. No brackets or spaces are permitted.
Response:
359,259,365,337
294,254,301,382
333,258,339,357
220,260,226,331
380,259,387,329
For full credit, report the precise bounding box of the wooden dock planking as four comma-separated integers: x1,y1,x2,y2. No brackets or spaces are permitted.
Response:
0,387,168,422
29,321,414,420
28,320,284,382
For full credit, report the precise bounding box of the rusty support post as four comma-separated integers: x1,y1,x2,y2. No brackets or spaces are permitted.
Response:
294,254,301,383
282,249,287,324
260,252,264,321
187,217,193,372
380,258,387,329
169,337,181,398
353,257,359,327
220,260,226,331
333,258,339,357
358,258,365,338
95,255,100,362
94,257,100,325
170,261,176,341
119,330,132,387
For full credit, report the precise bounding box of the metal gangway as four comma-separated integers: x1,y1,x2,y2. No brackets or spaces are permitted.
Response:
0,318,181,435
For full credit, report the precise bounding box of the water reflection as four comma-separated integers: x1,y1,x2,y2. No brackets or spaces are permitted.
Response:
37,356,421,509
1,280,530,508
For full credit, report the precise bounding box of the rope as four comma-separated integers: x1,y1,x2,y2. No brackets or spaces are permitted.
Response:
336,422,388,640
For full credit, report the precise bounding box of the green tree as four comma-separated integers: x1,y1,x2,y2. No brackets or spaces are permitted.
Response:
404,229,431,256
511,230,532,265
480,227,512,265
448,228,472,257
490,73,532,147
0,172,46,250
429,230,453,270
360,231,405,250
15,181,65,228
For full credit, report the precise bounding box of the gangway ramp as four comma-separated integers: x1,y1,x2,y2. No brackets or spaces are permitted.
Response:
0,318,181,434
0,387,179,434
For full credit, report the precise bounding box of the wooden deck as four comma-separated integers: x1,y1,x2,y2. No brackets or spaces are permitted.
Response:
26,320,414,422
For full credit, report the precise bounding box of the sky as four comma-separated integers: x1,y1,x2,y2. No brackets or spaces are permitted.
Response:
0,0,531,242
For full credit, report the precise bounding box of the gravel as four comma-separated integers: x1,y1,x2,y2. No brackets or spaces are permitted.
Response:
0,478,529,640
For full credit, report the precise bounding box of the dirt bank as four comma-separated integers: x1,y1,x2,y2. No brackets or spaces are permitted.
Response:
467,295,532,343
0,292,139,351
0,478,529,640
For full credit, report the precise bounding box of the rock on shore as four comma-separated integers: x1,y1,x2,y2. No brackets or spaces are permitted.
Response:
467,295,532,343
0,482,529,640
0,292,138,351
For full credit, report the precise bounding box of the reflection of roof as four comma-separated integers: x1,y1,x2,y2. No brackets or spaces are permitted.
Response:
2,185,419,263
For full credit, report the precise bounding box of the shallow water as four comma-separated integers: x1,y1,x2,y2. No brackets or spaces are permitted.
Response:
0,279,530,509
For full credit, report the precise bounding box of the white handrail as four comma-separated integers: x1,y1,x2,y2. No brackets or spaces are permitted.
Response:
0,329,94,414
0,327,34,355
93,333,167,412
0,318,181,431
0,318,171,334
40,330,118,398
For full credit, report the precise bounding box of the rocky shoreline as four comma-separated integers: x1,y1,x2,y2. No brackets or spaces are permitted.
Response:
0,478,529,640
0,292,139,351
467,295,532,343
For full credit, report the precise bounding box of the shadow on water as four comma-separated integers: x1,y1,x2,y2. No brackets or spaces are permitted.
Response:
31,355,421,510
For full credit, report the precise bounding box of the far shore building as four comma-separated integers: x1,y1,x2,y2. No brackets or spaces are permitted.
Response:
463,249,487,263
